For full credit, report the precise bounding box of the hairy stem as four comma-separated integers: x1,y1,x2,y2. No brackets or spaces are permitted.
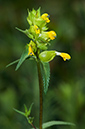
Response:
37,60,43,129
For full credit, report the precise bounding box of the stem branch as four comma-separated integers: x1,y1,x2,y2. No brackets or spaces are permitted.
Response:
31,123,37,129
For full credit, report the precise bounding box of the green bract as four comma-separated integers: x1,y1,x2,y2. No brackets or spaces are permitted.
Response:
27,8,47,29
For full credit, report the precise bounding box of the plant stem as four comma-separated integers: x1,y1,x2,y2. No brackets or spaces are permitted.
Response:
31,123,37,129
37,60,43,129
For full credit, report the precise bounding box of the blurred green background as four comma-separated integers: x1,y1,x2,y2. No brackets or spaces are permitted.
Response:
0,0,85,129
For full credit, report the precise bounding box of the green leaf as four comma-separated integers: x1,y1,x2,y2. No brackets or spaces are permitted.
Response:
40,61,50,94
28,103,34,114
16,27,33,39
15,44,30,71
42,121,75,129
16,27,26,33
13,108,25,116
6,59,19,68
24,104,28,113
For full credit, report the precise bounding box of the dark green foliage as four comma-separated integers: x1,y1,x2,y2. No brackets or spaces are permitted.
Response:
40,61,50,94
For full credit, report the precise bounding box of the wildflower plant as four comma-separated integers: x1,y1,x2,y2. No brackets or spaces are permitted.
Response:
7,8,74,129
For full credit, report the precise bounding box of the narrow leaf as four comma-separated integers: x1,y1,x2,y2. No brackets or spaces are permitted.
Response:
16,27,25,33
40,62,50,94
28,103,34,114
24,103,33,117
42,121,75,129
13,108,25,116
24,104,28,113
15,44,30,71
6,59,19,68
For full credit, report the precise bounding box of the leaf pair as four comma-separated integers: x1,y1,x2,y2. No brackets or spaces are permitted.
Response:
14,103,34,125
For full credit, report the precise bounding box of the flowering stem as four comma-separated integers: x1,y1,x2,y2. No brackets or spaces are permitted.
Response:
37,60,43,129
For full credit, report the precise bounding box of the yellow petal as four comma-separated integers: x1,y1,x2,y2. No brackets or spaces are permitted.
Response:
28,46,34,56
48,31,56,40
60,53,71,61
45,18,50,23
34,25,40,34
41,13,50,23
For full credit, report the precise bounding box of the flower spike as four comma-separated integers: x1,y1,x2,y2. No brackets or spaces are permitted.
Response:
14,8,71,72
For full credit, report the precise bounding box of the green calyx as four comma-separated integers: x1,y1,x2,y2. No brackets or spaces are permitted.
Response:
39,51,56,62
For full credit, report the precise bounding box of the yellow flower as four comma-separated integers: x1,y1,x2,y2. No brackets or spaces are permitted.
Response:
48,31,56,40
34,25,40,34
28,45,34,56
41,13,50,23
55,51,71,61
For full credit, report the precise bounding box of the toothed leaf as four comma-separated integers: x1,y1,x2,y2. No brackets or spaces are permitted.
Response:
40,61,50,94
13,108,25,116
